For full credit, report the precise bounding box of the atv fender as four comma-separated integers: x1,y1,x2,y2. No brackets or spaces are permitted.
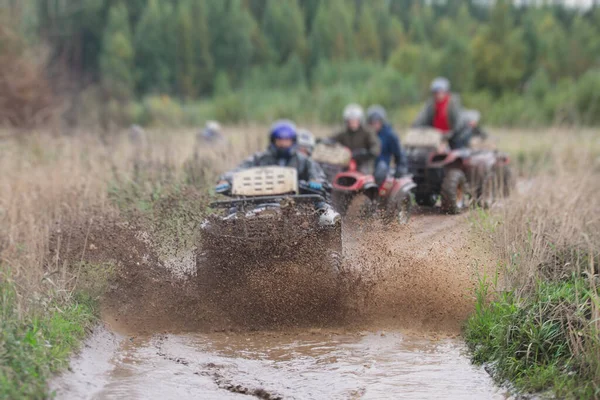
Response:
363,181,379,199
428,150,467,169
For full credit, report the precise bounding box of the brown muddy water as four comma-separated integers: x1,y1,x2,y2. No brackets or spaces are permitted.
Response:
52,327,507,400
53,211,509,399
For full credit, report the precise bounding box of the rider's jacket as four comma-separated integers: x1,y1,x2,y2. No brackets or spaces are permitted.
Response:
412,93,464,133
330,125,380,171
375,123,408,175
220,145,326,184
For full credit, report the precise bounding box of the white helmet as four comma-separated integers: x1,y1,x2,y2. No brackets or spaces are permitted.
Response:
343,103,364,122
297,129,316,154
430,77,450,93
205,120,222,133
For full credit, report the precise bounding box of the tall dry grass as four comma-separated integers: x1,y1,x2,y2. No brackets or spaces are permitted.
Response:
469,128,600,395
0,126,266,316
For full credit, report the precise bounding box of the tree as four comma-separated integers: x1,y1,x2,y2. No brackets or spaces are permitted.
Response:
262,0,306,64
370,0,406,61
207,0,255,84
173,0,214,97
471,0,526,93
99,3,134,100
354,3,381,61
309,0,354,67
174,1,196,98
133,0,174,93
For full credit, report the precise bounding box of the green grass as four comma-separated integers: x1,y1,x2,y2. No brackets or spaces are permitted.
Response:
0,278,98,400
465,275,600,399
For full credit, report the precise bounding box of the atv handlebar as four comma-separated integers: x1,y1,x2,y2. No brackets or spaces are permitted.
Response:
209,194,325,209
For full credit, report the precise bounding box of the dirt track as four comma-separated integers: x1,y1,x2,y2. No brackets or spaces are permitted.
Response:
52,208,505,399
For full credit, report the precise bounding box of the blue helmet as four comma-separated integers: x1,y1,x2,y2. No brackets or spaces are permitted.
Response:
270,120,297,143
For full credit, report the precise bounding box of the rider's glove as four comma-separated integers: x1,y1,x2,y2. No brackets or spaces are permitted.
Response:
308,181,323,191
215,182,231,193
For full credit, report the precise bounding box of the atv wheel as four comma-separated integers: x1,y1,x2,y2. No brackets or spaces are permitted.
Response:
441,169,469,214
385,192,412,224
416,193,437,207
478,171,497,209
346,194,375,220
498,164,513,197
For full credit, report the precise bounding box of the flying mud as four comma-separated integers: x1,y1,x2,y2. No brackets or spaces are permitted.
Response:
84,206,491,334
53,209,502,399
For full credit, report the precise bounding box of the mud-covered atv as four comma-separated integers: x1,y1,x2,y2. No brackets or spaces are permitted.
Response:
404,128,512,214
331,166,416,224
201,166,342,272
311,142,354,183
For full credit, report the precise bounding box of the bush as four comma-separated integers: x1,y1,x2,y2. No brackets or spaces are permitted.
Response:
361,68,420,110
213,94,247,123
312,60,385,87
574,69,600,125
140,95,185,127
465,277,600,398
0,278,97,399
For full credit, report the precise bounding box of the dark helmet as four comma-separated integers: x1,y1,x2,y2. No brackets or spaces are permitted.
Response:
366,105,387,124
270,119,297,143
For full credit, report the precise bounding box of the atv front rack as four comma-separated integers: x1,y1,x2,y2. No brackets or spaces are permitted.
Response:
209,194,324,209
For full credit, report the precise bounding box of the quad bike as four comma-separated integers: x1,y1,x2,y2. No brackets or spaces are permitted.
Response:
404,128,512,214
331,166,416,224
200,166,342,272
311,141,354,183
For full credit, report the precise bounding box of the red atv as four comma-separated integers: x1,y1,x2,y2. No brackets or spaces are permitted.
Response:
404,128,512,214
311,141,356,184
331,165,416,224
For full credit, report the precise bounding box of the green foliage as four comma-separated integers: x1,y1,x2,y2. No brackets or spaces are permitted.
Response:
0,278,97,399
354,4,381,61
472,0,526,93
13,0,600,126
207,0,255,84
465,276,600,398
309,0,354,67
133,0,174,93
262,0,306,64
100,3,135,100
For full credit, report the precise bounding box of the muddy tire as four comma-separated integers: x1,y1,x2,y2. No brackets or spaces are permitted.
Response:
415,193,437,207
441,169,468,214
477,171,497,209
385,191,412,225
498,164,513,198
346,194,375,220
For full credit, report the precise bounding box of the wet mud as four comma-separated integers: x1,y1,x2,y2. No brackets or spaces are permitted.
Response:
53,207,503,399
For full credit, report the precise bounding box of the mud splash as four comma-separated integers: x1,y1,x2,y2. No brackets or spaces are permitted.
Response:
84,207,490,334
52,209,504,399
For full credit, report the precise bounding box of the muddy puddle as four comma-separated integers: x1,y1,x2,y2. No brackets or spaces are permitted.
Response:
53,328,507,400
53,210,507,399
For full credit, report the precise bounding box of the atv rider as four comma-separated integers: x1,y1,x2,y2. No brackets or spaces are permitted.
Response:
297,128,316,157
366,105,409,186
216,120,337,217
198,120,223,143
412,77,486,149
330,104,380,173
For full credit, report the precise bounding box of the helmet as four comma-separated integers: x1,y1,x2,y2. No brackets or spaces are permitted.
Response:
297,129,316,155
366,104,387,124
205,120,221,133
270,119,297,142
343,103,364,122
430,77,450,93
